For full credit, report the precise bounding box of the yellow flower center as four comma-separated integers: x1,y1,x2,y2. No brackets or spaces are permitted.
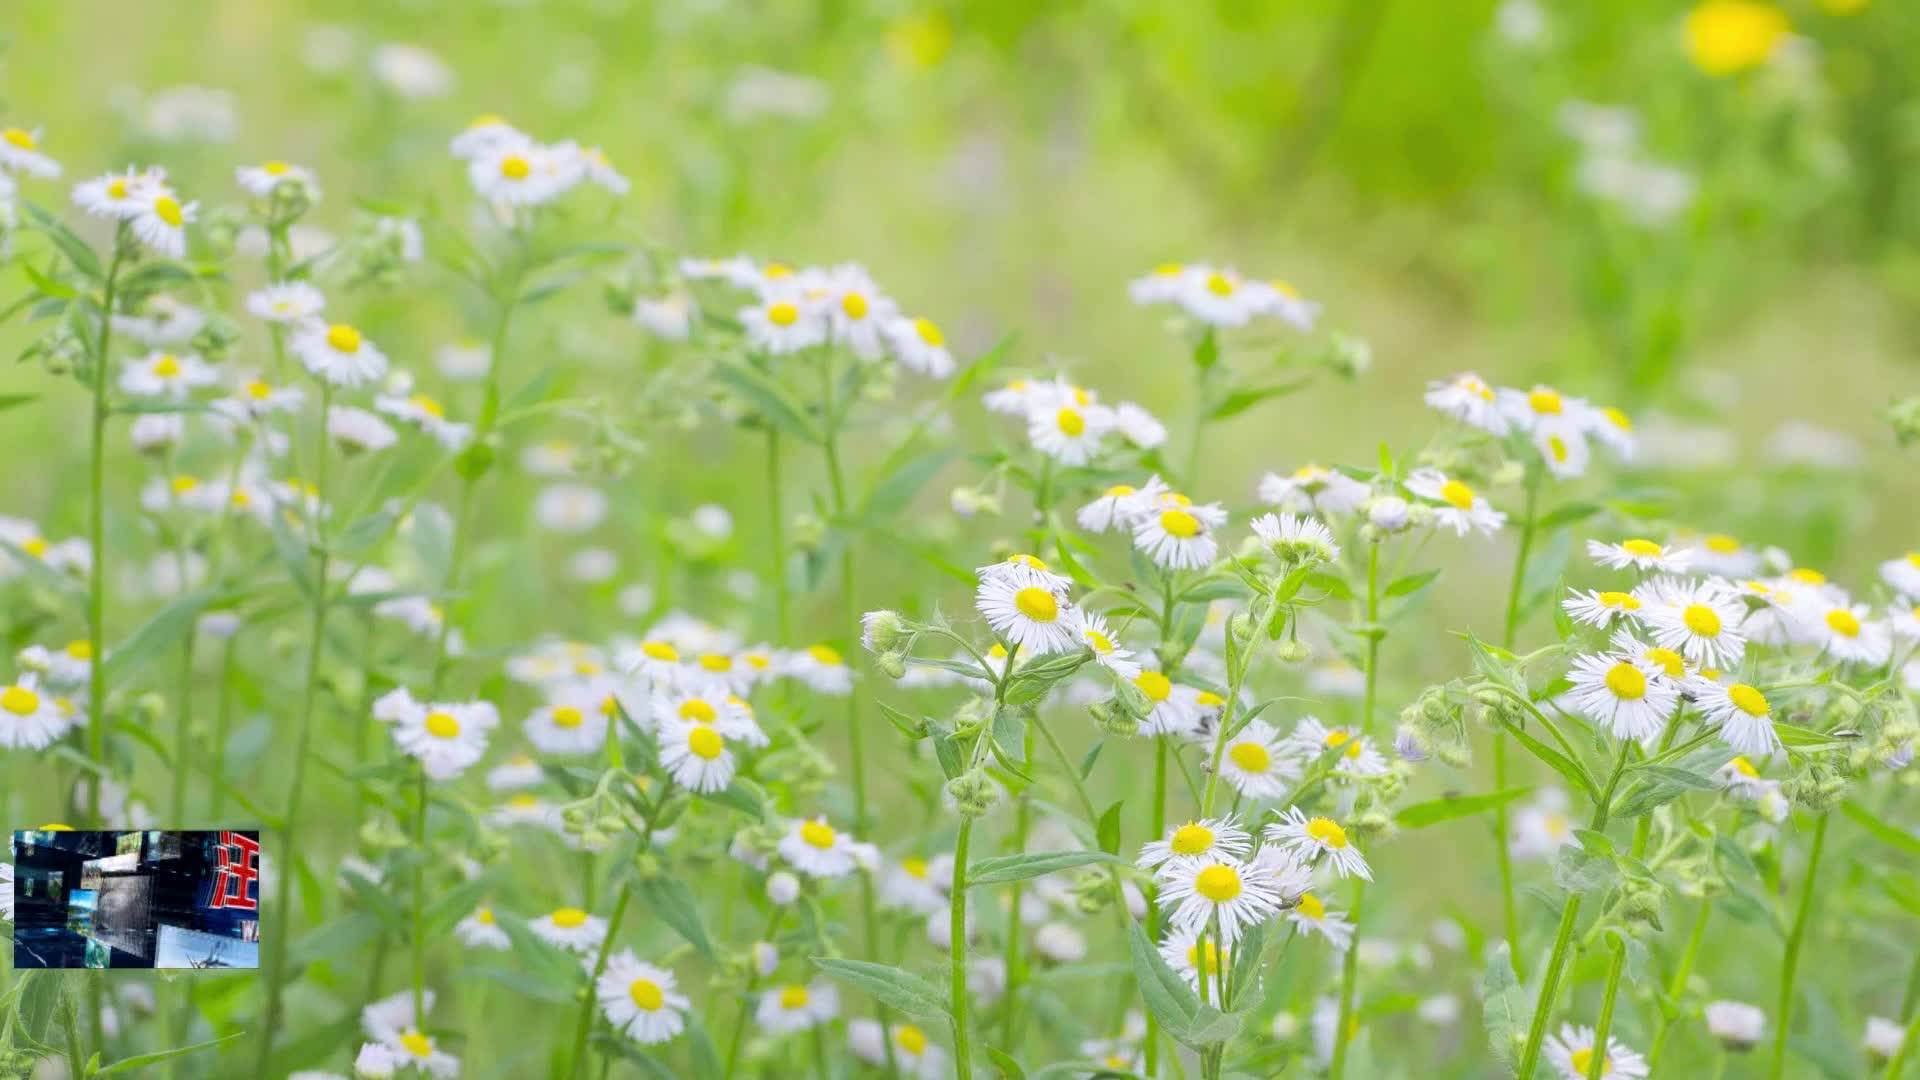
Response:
1528,388,1563,415
1547,435,1569,463
641,640,679,662
1154,262,1182,277
22,537,48,558
499,154,532,180
1159,510,1201,538
763,262,794,279
1104,484,1135,497
550,705,584,729
1705,534,1740,554
1135,670,1171,702
600,695,620,717
475,907,495,924
1621,538,1663,557
171,474,199,493
264,160,290,175
1187,939,1224,975
2,686,41,715
913,318,943,346
630,978,665,1010
1645,647,1686,678
1569,1047,1610,1076
3,128,36,149
779,985,810,1009
425,710,461,738
1907,553,1920,570
1682,604,1722,638
687,726,724,759
326,324,362,354
1789,567,1826,585
1601,406,1632,432
1604,663,1647,701
64,640,92,660
1169,822,1215,855
1598,591,1640,611
1686,0,1789,77
1324,729,1352,750
1730,756,1758,778
153,195,184,227
1228,741,1271,773
1439,479,1475,511
1084,628,1114,654
400,1030,433,1059
153,353,182,377
800,821,837,849
679,699,718,724
107,178,129,198
550,907,588,929
1205,272,1234,297
1055,407,1086,437
1825,608,1861,638
508,794,539,809
698,653,733,672
841,292,869,319
1014,586,1059,623
895,1024,929,1055
1728,684,1770,717
902,857,929,879
807,644,844,666
1305,817,1348,849
470,113,506,128
767,301,800,327
1193,863,1242,902
1296,892,1326,921
246,380,273,400
410,394,445,418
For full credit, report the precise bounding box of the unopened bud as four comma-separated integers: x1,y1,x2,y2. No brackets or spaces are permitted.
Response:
1274,639,1311,664
947,769,1000,817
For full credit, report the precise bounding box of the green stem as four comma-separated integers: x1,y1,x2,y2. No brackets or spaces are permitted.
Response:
950,816,975,1080
999,722,1036,1053
1329,542,1384,1080
86,230,128,825
209,633,237,819
569,881,634,1079
722,906,785,1080
1588,937,1627,1080
411,766,429,1023
1768,812,1830,1080
1647,898,1710,1073
61,987,84,1080
1328,880,1366,1079
1494,468,1541,979
1145,736,1168,1077
766,426,790,641
256,380,334,1074
170,631,194,823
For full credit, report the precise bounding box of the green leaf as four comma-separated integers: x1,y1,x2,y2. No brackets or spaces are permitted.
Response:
863,448,959,523
495,910,586,1002
1613,765,1719,819
809,956,950,1019
1206,376,1314,420
877,700,930,740
1394,787,1532,829
1552,845,1617,894
25,203,103,279
1227,918,1267,1009
1186,1005,1241,1045
288,911,382,966
1480,945,1527,1067
933,733,966,780
1537,502,1602,530
714,360,819,444
1841,800,1920,858
966,850,1123,887
94,1033,246,1076
1502,720,1599,804
1383,569,1441,599
101,587,221,685
696,779,766,821
636,875,715,956
1096,800,1124,856
1776,722,1851,750
1126,920,1201,1046
983,1045,1027,1079
1303,571,1352,600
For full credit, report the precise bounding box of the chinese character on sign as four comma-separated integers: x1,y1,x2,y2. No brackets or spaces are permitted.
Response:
209,831,259,911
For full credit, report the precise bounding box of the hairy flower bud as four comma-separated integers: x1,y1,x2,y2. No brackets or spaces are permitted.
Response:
1888,394,1920,447
1436,740,1473,770
860,609,911,654
947,769,1000,817
1274,639,1311,664
1091,699,1141,737
1394,724,1430,762
1623,878,1666,928
878,651,908,680
1368,495,1410,534
1785,761,1847,812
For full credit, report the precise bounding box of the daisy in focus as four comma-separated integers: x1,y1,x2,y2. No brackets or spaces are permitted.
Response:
1404,470,1505,537
373,687,499,780
595,951,689,1045
1267,807,1372,880
1543,1023,1648,1080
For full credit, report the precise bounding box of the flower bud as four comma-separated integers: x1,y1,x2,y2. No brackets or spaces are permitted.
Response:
1623,878,1666,928
1394,725,1429,762
947,769,1000,817
878,651,907,680
1491,461,1525,487
1368,495,1410,533
860,609,911,654
1091,700,1141,738
1436,740,1473,770
766,871,801,905
1888,394,1920,447
1274,639,1311,664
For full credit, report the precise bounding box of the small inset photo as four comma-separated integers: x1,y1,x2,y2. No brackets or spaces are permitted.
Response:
9,829,260,970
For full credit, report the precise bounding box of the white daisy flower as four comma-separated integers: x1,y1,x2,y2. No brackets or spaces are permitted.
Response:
1543,1023,1648,1080
1217,719,1298,799
1587,537,1690,574
453,905,510,950
756,982,839,1035
1404,470,1505,537
1287,716,1388,778
655,683,763,744
1250,512,1340,566
375,391,472,451
1729,578,1812,648
975,552,1074,590
1562,588,1645,628
741,295,827,355
822,271,898,360
658,720,738,793
1284,887,1355,951
1879,552,1920,600
1173,266,1262,327
1566,652,1679,741
1640,580,1746,669
0,127,61,178
1890,601,1920,643
1128,262,1190,305
1679,533,1760,578
524,689,611,756
119,351,217,399
293,322,389,388
1136,817,1253,876
1027,400,1113,466
1257,464,1370,516
71,167,164,219
488,793,560,830
1112,402,1169,448
1714,755,1772,799
1498,384,1587,433
1066,608,1140,678
982,377,1043,416
1533,418,1590,479
486,755,543,792
450,114,525,160
17,640,96,688
784,643,853,694
0,674,73,750
374,687,498,781
1157,922,1234,990
353,1041,400,1079
596,951,689,1045
529,906,608,954
1866,1016,1905,1061
849,1020,946,1080
235,159,320,199
1076,482,1157,533
223,374,306,418
1252,278,1321,330
1813,603,1891,666
247,281,327,324
975,573,1078,655
1133,500,1223,571
1266,807,1371,880
1157,855,1285,944
1692,680,1781,756
327,406,399,454
631,291,695,341
880,854,950,915
575,146,629,195
534,484,608,533
880,316,954,378
1133,669,1201,737
468,140,575,205
1705,1000,1765,1051
1034,921,1087,963
1586,404,1637,458
131,188,196,258
1423,372,1508,434
778,817,865,878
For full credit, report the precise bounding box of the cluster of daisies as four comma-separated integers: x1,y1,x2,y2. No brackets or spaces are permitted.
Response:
450,114,628,207
0,640,92,750
983,375,1169,468
1425,372,1636,479
659,254,957,379
1127,262,1321,330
